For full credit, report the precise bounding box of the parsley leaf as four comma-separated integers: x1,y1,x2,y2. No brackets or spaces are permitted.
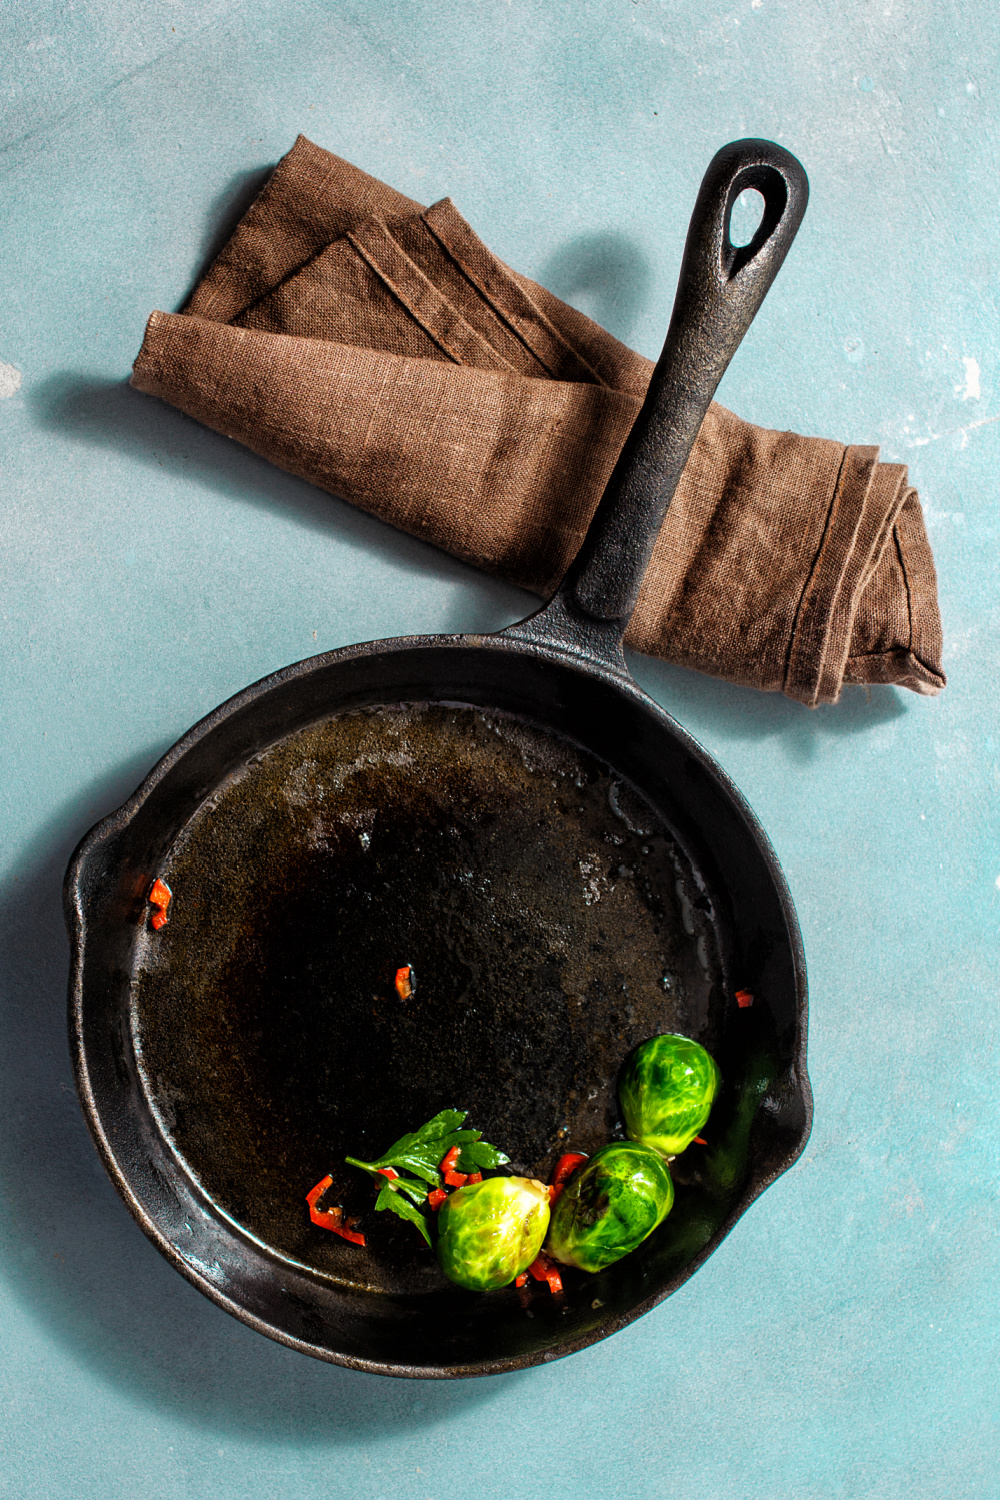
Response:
385,1174,429,1206
344,1109,511,1244
375,1182,432,1246
345,1108,509,1188
458,1139,509,1172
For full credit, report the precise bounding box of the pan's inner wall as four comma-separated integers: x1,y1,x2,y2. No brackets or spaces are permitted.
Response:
132,703,725,1293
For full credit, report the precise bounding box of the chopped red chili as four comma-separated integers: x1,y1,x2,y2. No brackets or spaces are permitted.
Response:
439,1145,468,1186
466,1171,483,1184
735,988,754,1008
549,1151,587,1203
305,1174,366,1245
148,878,172,931
394,965,413,1001
427,1187,447,1211
514,1272,528,1288
527,1251,563,1295
693,1136,707,1146
376,1167,399,1180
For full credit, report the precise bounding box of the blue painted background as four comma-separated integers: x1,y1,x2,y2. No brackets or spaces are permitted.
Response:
1,3,996,1496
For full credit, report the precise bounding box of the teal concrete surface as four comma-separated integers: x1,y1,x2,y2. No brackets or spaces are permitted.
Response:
1,2,997,1497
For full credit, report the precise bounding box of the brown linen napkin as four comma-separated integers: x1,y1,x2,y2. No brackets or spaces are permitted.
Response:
131,135,945,705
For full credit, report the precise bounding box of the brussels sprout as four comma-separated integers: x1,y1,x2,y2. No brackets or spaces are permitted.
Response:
546,1142,674,1272
619,1033,721,1157
436,1176,550,1291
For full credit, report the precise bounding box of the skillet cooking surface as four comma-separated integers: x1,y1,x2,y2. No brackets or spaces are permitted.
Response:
70,633,809,1375
134,703,725,1291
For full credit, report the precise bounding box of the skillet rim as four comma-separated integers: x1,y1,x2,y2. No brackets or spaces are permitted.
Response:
65,628,812,1378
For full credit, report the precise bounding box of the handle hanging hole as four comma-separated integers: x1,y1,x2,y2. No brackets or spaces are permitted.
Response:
721,164,789,279
728,188,765,247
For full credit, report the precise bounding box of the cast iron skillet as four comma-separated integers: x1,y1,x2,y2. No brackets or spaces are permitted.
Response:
66,139,812,1379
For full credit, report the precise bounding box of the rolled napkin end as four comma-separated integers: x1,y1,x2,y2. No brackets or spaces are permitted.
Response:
779,449,946,706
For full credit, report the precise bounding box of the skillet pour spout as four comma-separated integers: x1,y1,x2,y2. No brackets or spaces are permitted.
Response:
66,140,812,1378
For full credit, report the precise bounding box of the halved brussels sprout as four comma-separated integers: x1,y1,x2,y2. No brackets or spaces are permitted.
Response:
619,1033,721,1157
546,1142,674,1273
436,1176,550,1291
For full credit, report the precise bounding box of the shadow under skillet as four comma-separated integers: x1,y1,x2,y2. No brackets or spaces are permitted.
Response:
12,345,835,1421
0,755,513,1438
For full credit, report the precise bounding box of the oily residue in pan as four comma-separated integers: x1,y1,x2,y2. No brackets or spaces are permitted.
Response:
132,703,723,1292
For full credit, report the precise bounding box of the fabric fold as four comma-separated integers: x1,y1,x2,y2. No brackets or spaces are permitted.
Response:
132,134,944,705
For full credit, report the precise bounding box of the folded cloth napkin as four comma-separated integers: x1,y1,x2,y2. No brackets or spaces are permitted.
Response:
131,135,945,705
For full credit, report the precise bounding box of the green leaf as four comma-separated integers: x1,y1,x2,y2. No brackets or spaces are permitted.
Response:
347,1110,509,1195
378,1110,467,1160
382,1147,449,1184
413,1108,468,1139
387,1175,429,1206
375,1181,432,1246
347,1109,470,1184
458,1140,510,1172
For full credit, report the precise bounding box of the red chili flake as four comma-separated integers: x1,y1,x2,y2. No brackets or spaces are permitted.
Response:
148,878,172,930
548,1151,587,1203
376,1167,399,1180
427,1188,447,1211
693,1136,708,1146
527,1251,563,1296
439,1145,468,1187
394,965,414,1001
735,988,754,1009
514,1272,528,1288
305,1174,366,1245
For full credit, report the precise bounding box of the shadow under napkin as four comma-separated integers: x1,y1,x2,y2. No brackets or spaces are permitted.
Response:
630,653,911,765
28,371,531,627
184,166,275,306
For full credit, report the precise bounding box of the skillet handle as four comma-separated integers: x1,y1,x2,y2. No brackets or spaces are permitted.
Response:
508,139,807,658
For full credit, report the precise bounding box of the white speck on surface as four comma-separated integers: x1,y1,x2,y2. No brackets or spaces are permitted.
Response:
995,873,1000,892
0,363,22,398
579,855,604,905
844,337,864,364
898,409,1000,450
956,356,981,400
